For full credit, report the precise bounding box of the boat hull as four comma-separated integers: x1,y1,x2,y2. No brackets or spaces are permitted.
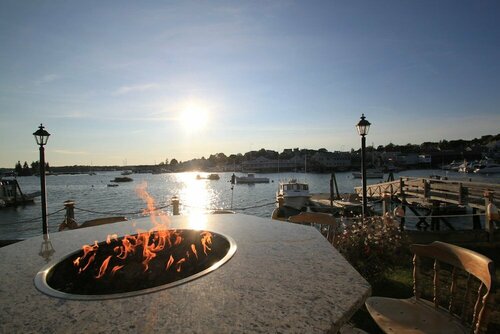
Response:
282,195,311,210
352,171,384,179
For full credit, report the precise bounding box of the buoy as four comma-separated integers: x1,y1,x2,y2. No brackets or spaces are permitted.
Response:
487,203,499,221
393,206,405,218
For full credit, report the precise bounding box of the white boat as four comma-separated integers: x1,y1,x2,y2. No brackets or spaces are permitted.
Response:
352,169,384,179
474,162,500,174
277,179,311,210
235,173,269,184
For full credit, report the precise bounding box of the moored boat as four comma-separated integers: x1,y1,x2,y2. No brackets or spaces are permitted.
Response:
474,162,500,174
277,179,311,210
0,178,40,208
111,176,133,183
352,169,384,179
235,173,269,184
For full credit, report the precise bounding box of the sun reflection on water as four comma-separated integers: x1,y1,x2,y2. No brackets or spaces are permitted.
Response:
175,172,213,230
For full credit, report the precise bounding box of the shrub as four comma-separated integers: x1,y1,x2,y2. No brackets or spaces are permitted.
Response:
335,214,409,283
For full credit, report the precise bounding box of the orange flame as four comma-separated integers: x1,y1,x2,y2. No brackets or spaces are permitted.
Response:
176,258,186,272
96,256,112,279
191,244,198,259
111,265,124,276
201,231,212,255
166,255,174,270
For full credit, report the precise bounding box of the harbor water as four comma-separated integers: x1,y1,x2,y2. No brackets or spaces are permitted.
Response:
1,170,499,240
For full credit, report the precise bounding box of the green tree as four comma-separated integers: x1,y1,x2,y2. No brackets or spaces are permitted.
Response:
15,161,22,175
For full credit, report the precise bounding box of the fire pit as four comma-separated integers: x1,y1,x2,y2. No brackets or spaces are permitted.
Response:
35,229,236,300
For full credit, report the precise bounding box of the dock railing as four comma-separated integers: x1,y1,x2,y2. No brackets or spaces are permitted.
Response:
355,177,500,211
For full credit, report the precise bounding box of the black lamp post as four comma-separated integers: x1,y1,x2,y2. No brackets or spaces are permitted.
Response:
33,124,51,235
356,114,371,219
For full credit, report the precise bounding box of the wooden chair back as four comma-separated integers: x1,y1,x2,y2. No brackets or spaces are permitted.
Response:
411,241,496,334
288,212,338,244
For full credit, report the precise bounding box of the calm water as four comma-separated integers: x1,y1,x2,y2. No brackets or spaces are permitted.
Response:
1,169,499,240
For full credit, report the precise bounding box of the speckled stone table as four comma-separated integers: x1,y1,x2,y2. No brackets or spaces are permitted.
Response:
0,213,370,333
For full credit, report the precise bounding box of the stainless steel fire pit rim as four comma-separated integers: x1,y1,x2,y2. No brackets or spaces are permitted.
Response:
33,230,237,301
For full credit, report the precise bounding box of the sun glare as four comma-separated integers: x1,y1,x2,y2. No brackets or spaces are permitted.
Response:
179,103,209,132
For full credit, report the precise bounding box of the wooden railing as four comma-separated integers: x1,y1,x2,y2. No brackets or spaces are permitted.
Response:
355,177,500,210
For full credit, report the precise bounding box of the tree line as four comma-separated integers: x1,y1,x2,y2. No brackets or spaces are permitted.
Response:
14,161,50,176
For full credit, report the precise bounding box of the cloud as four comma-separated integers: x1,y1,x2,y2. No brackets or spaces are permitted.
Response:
52,149,89,155
35,74,60,85
112,83,160,95
49,111,88,119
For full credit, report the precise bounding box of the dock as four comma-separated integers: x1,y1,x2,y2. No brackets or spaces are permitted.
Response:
353,177,499,235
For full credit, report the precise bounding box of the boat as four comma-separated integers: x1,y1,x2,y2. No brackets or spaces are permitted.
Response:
107,184,119,187
110,176,133,182
474,162,500,174
196,173,220,180
0,178,40,208
121,170,133,175
235,173,269,184
352,169,384,179
277,179,311,210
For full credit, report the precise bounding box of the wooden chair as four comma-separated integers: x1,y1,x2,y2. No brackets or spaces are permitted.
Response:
288,212,338,244
365,241,496,334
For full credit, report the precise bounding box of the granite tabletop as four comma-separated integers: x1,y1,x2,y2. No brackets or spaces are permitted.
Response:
0,213,371,333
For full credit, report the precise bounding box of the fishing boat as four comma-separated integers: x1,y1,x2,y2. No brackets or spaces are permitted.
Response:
352,169,384,179
474,162,500,174
277,179,311,210
0,178,40,208
196,173,220,180
110,176,133,183
235,173,269,184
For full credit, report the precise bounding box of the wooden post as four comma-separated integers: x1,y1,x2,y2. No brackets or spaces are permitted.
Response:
431,201,440,231
472,208,481,230
172,196,180,215
277,194,284,208
424,179,430,199
329,175,334,207
484,191,494,242
382,192,391,215
64,200,75,221
399,178,406,229
59,200,78,230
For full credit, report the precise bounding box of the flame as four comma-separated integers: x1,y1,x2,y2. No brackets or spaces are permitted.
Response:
72,183,214,281
191,244,198,259
111,265,124,276
106,234,118,244
201,231,212,255
166,255,174,270
96,256,112,279
176,258,186,272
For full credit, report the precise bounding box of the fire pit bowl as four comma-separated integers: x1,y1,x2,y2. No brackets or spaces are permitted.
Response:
34,229,236,300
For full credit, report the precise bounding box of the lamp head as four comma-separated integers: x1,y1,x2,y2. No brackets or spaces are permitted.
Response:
33,124,50,146
356,114,371,136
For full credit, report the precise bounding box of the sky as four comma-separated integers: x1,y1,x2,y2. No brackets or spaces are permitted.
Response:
1,1,499,167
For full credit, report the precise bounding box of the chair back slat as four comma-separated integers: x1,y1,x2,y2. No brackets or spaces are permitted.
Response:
433,259,440,308
471,283,484,328
461,273,472,323
413,254,421,300
449,267,458,313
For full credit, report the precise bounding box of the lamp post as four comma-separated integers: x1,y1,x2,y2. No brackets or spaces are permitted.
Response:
33,124,51,235
356,114,371,219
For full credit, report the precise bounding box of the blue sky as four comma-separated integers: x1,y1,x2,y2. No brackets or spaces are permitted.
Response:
1,1,499,167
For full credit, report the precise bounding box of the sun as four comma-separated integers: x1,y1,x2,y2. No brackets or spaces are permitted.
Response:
179,103,209,132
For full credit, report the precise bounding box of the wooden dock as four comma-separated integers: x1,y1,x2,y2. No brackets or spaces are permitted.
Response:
354,177,499,210
354,177,500,236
